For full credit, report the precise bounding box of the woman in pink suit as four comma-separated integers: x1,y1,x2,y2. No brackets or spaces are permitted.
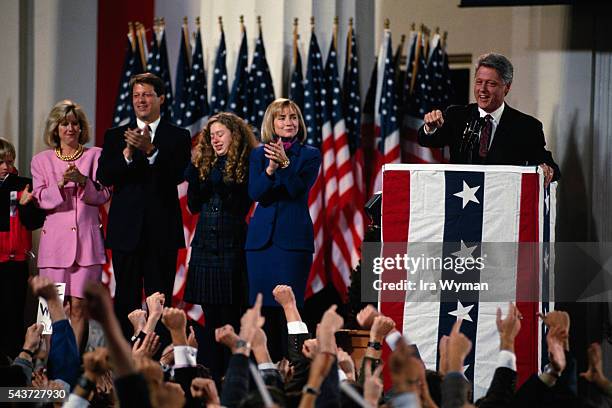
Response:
31,100,110,348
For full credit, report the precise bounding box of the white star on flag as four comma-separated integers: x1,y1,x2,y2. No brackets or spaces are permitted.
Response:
448,301,474,322
451,240,477,262
453,181,481,208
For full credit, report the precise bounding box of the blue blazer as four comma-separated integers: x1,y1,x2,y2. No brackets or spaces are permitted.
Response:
245,142,321,252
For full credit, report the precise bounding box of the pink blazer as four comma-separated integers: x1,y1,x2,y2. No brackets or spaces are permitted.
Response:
31,147,111,268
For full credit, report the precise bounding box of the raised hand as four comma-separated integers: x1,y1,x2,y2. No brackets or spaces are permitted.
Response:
215,324,240,352
423,110,444,132
356,305,379,329
496,302,522,352
447,319,472,373
128,309,147,335
132,332,161,359
19,184,33,205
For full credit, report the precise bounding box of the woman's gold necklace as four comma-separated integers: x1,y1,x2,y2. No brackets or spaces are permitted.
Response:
55,144,84,161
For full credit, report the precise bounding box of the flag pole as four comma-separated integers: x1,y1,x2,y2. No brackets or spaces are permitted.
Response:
409,25,423,94
135,22,147,69
384,17,390,30
333,16,338,50
442,30,448,50
240,15,245,33
347,18,353,64
182,17,191,67
293,18,299,68
257,15,262,36
310,16,315,33
218,15,223,33
128,22,136,52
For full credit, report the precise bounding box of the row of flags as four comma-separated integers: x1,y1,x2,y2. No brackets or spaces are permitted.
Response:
106,16,454,313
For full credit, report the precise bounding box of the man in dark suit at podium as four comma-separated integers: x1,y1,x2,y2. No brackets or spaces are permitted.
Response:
97,73,191,338
418,52,560,185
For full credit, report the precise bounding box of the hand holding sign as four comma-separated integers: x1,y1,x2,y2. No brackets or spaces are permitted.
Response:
32,276,66,334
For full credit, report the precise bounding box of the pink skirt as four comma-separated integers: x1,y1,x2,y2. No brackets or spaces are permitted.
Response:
40,264,102,298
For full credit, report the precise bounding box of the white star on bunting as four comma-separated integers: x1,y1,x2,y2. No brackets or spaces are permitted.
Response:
453,181,481,208
448,301,474,322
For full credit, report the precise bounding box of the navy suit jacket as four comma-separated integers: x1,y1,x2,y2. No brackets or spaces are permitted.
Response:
245,142,321,252
96,121,191,251
418,103,561,180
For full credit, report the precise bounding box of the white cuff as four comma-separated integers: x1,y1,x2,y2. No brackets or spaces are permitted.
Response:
424,125,438,135
146,148,159,164
124,156,133,164
338,368,348,382
385,330,405,350
497,349,517,371
63,393,90,408
287,321,308,334
258,362,276,371
173,345,197,368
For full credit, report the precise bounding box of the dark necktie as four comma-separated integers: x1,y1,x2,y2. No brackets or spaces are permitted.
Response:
479,115,493,158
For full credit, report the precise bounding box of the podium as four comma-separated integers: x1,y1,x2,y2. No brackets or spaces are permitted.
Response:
378,164,556,399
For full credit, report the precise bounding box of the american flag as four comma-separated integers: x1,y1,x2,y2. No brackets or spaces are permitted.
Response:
343,22,366,209
146,19,173,121
209,28,229,114
370,29,400,196
321,38,339,225
379,164,556,398
325,35,364,300
361,60,378,198
427,33,453,112
247,24,275,131
228,25,249,120
172,20,192,127
289,38,304,112
303,30,326,297
401,31,447,164
182,22,209,134
112,23,143,127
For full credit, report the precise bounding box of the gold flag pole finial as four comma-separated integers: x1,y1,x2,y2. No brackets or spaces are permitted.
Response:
411,22,415,31
310,16,315,32
257,15,262,33
435,26,440,35
195,16,201,30
347,18,354,62
183,16,188,26
443,30,448,48
240,15,245,33
384,18,390,30
293,18,299,67
333,16,338,49
218,16,223,32
128,22,135,52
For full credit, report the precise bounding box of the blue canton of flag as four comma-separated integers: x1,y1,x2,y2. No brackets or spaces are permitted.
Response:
247,26,275,130
147,22,174,121
376,31,400,161
113,24,143,126
228,28,249,119
342,26,361,155
172,23,192,127
210,29,229,114
289,43,304,112
427,33,453,112
183,24,209,133
303,32,325,147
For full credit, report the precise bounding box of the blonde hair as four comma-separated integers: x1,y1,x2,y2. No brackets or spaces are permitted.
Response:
260,98,307,144
0,137,16,161
43,100,91,148
192,112,257,184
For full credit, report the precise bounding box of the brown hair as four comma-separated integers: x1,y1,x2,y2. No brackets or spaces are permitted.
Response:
0,137,16,161
43,100,91,148
192,112,257,184
130,72,165,96
260,98,307,144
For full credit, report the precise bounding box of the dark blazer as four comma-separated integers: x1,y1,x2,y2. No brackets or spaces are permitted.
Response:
476,367,516,408
245,142,321,252
96,121,191,251
0,174,45,232
418,103,561,180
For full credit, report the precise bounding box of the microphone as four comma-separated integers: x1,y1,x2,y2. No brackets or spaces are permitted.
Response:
460,111,484,163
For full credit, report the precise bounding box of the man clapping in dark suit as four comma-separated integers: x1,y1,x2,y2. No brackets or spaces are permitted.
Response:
418,53,560,185
97,73,191,338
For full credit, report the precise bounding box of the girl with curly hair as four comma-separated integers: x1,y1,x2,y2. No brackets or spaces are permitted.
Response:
183,112,257,382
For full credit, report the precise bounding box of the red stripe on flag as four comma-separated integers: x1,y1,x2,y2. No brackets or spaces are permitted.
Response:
515,173,540,387
380,169,411,389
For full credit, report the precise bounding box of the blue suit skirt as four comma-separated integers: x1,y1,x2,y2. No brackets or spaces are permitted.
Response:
246,242,313,307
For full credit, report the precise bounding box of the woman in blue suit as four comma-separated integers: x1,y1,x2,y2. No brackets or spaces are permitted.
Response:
246,99,320,350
